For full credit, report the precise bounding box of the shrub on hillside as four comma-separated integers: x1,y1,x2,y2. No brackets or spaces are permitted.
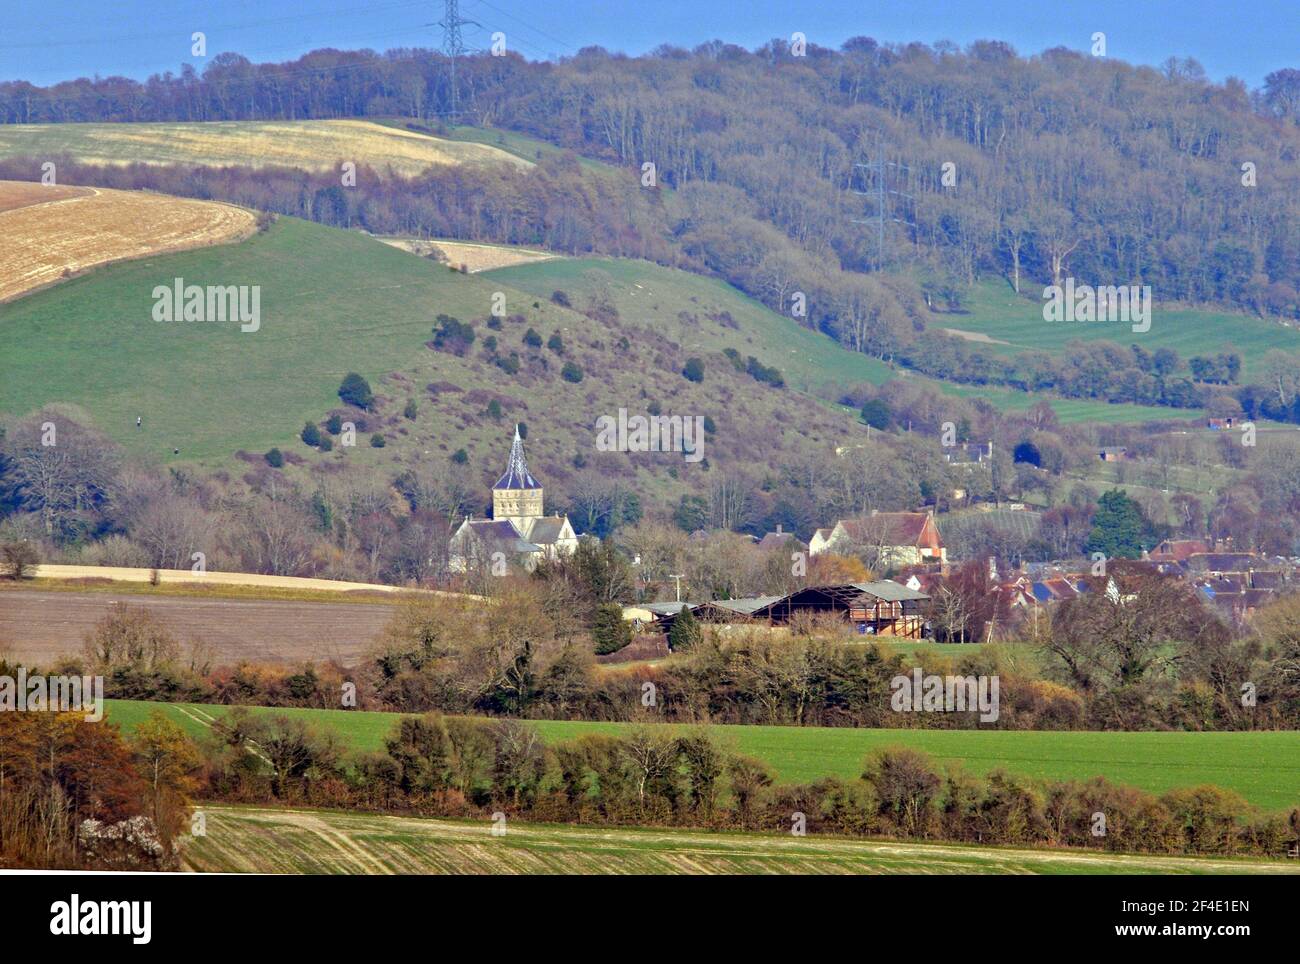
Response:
860,398,892,430
432,314,476,356
338,372,373,410
550,290,571,308
301,422,321,447
561,361,584,383
682,357,705,382
264,448,284,468
745,356,784,388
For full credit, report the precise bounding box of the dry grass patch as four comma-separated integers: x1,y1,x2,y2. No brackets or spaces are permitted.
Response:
0,120,530,177
380,236,559,272
0,181,257,302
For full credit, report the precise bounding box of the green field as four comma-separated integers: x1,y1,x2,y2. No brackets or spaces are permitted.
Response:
182,805,1299,875
1,207,1227,472
0,217,508,462
945,281,1300,379
106,700,1300,810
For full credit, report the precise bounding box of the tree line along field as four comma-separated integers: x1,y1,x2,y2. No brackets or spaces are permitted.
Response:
0,119,528,177
105,700,1300,811
183,805,1300,875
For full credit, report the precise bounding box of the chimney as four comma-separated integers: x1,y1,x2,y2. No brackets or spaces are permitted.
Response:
776,524,783,534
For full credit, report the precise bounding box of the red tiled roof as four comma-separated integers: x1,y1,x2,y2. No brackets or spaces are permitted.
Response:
1150,539,1210,562
838,512,932,547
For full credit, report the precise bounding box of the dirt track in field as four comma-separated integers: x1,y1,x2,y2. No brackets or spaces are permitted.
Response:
0,590,393,667
0,180,257,302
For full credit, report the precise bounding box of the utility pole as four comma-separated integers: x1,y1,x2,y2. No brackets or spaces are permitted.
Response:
851,141,915,269
668,573,686,603
435,0,481,124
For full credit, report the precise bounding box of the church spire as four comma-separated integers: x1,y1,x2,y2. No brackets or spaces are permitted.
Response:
494,424,540,490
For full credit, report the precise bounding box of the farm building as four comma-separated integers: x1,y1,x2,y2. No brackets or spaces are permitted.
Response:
751,581,930,637
646,581,930,641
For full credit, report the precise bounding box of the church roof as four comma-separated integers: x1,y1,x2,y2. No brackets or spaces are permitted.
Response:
493,425,541,490
527,517,569,545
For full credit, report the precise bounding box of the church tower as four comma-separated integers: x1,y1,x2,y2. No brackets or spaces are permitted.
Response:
492,425,544,530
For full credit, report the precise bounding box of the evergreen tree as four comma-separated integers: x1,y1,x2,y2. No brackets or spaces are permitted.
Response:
1084,489,1150,559
593,602,632,655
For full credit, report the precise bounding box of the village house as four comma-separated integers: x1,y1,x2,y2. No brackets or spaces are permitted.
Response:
448,426,578,572
1148,538,1212,563
814,510,946,566
755,524,808,553
808,527,834,555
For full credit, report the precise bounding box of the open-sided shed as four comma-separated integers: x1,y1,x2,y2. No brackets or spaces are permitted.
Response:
750,581,929,638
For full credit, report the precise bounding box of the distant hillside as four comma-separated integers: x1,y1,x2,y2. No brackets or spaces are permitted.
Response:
0,216,882,507
0,120,527,177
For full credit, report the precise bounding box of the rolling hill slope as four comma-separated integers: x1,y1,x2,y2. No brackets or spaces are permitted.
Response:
0,216,884,485
0,208,1225,488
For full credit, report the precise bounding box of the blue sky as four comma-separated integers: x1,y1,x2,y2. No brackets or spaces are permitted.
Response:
4,0,1293,88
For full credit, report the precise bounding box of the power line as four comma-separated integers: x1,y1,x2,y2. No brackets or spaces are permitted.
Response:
851,140,915,270
432,0,482,123
469,0,575,54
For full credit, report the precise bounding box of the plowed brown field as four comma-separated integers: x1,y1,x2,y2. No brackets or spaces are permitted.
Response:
0,589,392,666
0,180,257,302
0,181,90,212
